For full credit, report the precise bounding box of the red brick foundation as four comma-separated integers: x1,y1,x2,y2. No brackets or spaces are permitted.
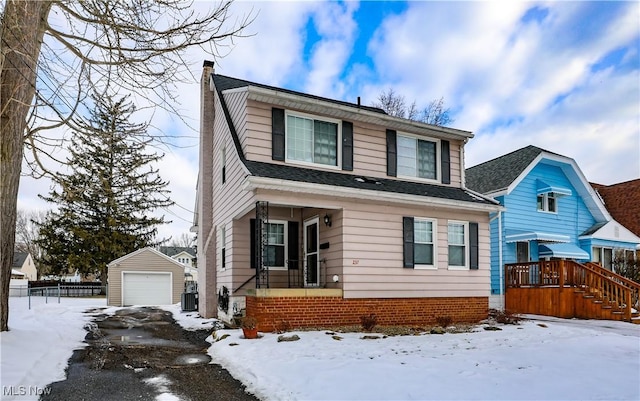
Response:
246,296,488,332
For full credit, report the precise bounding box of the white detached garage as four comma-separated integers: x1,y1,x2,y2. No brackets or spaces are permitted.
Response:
107,247,184,306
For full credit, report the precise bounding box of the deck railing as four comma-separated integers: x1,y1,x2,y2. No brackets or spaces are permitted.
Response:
505,260,633,321
584,262,639,311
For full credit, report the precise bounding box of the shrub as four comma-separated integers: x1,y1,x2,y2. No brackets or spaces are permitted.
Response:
488,308,521,325
360,313,377,332
435,315,453,328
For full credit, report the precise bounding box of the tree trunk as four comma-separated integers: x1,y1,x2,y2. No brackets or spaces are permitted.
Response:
0,1,52,331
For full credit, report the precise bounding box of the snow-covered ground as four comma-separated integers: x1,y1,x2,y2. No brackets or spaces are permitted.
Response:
1,296,639,401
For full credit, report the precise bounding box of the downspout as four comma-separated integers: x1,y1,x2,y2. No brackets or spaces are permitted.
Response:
489,210,504,310
498,210,503,309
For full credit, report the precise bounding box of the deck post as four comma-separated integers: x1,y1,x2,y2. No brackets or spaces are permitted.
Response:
625,291,632,321
558,260,565,291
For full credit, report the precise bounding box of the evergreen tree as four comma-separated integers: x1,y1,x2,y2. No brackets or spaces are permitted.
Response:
36,94,173,281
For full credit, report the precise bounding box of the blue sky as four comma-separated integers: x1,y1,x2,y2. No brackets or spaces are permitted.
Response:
18,0,640,241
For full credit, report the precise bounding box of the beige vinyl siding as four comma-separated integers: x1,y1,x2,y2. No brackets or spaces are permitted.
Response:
107,249,183,306
340,201,490,298
227,188,489,298
212,91,257,294
241,100,464,186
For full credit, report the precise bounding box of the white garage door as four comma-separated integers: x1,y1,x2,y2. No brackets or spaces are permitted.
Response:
122,272,172,306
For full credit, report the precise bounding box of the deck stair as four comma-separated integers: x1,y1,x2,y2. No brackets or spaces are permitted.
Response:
505,260,639,323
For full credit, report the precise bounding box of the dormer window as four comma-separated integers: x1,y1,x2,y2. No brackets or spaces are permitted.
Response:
286,112,339,167
537,192,557,213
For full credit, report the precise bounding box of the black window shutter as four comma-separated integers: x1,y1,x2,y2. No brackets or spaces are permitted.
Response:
288,221,299,270
272,108,285,161
250,219,256,269
387,129,397,177
342,121,353,171
403,217,414,268
441,140,451,184
469,222,479,270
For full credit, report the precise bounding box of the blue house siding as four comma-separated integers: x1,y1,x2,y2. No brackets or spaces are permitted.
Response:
491,163,596,295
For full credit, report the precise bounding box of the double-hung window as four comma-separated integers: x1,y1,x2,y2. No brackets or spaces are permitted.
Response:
537,192,557,213
264,221,287,270
414,218,436,268
397,134,438,180
286,113,339,167
448,221,468,268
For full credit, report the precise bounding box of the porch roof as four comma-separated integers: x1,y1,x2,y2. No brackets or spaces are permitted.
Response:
538,243,589,259
243,160,498,207
505,229,570,243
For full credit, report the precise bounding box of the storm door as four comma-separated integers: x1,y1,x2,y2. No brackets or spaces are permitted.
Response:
304,217,320,287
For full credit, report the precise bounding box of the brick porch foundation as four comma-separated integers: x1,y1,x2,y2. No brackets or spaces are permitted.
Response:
245,293,488,332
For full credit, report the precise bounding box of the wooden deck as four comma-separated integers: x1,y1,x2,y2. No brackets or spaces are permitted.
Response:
505,260,640,323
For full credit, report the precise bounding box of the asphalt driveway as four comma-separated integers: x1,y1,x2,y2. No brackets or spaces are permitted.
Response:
41,307,258,401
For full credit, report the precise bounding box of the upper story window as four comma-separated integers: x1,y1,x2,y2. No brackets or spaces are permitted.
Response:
537,192,557,213
221,146,226,184
397,135,438,180
286,113,339,167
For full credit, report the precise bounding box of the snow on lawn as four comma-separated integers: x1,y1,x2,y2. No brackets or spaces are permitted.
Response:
207,318,640,401
0,296,110,400
2,297,638,401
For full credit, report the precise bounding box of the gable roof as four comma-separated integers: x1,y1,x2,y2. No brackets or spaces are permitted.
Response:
107,247,186,269
210,72,498,211
12,252,28,268
466,145,547,194
466,145,610,221
592,179,640,237
159,246,195,258
213,74,386,114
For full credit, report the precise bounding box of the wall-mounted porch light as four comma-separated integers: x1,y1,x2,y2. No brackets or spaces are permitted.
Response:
323,213,332,227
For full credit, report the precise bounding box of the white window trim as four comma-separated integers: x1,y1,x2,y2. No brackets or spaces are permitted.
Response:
537,192,558,214
414,217,438,270
264,219,288,271
219,224,226,271
284,110,342,170
447,220,469,270
396,132,441,184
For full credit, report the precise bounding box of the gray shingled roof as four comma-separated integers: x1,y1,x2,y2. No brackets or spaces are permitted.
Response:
159,246,195,258
245,160,496,205
12,252,28,268
212,74,387,115
466,145,550,194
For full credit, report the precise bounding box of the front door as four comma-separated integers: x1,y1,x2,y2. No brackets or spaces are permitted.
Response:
304,217,319,287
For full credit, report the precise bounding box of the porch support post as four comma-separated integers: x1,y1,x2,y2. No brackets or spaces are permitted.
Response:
255,201,269,289
559,260,565,291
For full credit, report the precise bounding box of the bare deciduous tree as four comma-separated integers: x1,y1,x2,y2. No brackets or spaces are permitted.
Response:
373,89,454,126
0,0,253,331
168,233,196,248
15,209,47,277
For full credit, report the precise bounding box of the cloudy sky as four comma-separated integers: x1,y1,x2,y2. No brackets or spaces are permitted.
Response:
17,0,640,242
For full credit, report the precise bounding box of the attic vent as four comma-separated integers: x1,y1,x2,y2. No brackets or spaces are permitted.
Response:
614,226,619,238
355,177,382,185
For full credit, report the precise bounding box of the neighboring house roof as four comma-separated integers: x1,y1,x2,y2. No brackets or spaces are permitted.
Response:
466,145,610,221
592,179,640,237
12,252,28,268
211,73,498,210
579,220,640,244
159,246,195,258
466,145,556,194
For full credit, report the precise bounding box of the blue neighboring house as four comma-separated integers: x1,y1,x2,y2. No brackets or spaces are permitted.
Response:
466,145,640,309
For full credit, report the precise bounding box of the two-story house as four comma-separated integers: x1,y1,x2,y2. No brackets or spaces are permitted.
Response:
195,61,503,330
466,145,640,310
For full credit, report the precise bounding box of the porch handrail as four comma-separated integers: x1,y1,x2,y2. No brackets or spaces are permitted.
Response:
505,261,633,321
582,262,638,312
